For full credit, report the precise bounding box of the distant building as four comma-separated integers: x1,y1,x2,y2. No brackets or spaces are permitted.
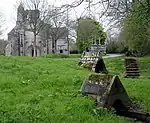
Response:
6,4,68,56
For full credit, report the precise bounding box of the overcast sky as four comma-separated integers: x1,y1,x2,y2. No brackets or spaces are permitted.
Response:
0,0,111,40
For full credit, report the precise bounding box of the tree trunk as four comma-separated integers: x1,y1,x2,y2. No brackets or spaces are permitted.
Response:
67,36,69,55
47,39,49,54
52,40,55,54
54,40,57,53
33,33,37,57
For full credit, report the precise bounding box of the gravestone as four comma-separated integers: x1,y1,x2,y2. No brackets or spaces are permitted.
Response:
80,74,132,109
79,51,100,64
79,51,100,69
124,57,140,78
81,74,150,122
79,44,107,70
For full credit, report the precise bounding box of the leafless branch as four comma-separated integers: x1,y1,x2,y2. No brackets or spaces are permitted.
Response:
0,13,5,37
61,0,84,8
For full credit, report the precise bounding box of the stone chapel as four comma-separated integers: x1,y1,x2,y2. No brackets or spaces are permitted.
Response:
6,4,69,56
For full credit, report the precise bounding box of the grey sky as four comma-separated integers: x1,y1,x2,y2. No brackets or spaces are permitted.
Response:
0,0,113,40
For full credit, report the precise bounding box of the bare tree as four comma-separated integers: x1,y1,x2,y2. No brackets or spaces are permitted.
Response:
62,0,132,36
47,6,69,54
0,39,8,55
16,0,78,56
19,0,52,56
0,16,2,36
0,13,4,37
0,13,7,55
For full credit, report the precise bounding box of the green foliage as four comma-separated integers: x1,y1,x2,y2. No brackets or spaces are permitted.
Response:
69,39,78,51
106,39,128,53
0,56,150,122
106,41,118,53
123,1,150,56
76,18,107,51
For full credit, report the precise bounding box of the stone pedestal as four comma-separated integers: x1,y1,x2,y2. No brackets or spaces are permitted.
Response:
124,57,140,78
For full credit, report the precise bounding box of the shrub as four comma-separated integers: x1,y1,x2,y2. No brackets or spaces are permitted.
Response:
70,50,79,54
106,40,128,54
43,54,82,58
44,54,69,58
106,41,119,53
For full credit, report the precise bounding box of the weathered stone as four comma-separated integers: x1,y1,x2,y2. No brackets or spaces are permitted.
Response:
79,52,108,73
124,57,140,78
92,57,108,74
7,4,69,56
78,51,99,69
81,73,132,109
81,62,93,69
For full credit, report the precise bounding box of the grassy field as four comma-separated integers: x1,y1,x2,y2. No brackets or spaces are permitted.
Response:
0,56,150,123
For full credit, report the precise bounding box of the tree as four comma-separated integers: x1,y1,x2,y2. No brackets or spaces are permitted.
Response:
0,39,8,55
0,13,4,37
0,17,2,37
69,39,78,51
62,0,150,56
19,0,51,56
0,13,7,55
76,18,107,51
63,0,132,37
123,0,150,56
48,6,69,54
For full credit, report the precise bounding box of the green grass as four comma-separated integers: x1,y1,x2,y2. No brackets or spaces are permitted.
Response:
0,56,150,122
